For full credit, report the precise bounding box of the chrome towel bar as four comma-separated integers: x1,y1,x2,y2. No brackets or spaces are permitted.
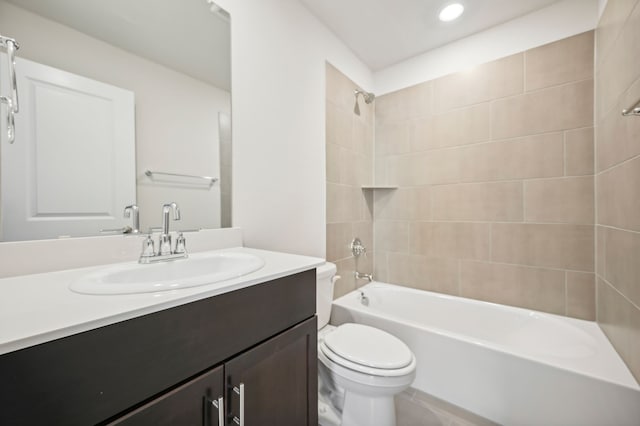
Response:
622,96,640,116
145,169,218,185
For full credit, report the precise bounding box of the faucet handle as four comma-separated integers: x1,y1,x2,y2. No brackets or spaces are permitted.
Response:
140,234,155,258
174,232,187,254
350,238,367,258
158,234,172,256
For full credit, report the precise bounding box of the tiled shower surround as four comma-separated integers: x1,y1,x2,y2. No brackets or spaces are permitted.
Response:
326,64,374,298
595,0,640,381
372,31,596,320
327,33,596,312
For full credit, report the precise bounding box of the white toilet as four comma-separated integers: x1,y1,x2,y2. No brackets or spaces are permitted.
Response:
316,262,416,426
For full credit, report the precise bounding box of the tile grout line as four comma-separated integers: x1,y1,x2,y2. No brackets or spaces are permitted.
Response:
508,76,594,97
383,128,573,157
489,99,494,141
522,180,526,223
397,219,595,227
596,73,640,124
523,51,527,94
457,259,462,296
594,151,640,177
598,224,640,236
563,130,567,177
597,226,607,322
384,174,594,189
489,222,493,262
593,75,598,323
603,276,640,312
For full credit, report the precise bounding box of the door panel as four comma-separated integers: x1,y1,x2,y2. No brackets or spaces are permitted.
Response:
0,55,135,241
225,317,318,426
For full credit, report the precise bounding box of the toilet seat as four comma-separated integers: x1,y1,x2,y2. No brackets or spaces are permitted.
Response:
319,323,416,377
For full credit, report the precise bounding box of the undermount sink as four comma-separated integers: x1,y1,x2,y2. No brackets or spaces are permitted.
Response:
69,252,265,295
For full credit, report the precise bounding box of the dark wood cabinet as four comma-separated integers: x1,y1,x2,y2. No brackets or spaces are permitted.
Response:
225,318,318,426
0,269,317,426
109,318,317,426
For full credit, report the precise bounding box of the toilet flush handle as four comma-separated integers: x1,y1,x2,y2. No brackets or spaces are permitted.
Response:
332,275,341,285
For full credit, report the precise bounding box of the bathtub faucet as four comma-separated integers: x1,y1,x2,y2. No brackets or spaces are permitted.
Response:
355,271,373,283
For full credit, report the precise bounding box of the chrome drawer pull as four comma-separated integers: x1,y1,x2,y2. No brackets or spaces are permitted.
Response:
232,383,244,426
209,395,224,426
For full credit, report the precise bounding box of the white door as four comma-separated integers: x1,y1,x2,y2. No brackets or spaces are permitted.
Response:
0,55,136,241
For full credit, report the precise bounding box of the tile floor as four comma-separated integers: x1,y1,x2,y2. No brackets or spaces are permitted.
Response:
395,388,498,426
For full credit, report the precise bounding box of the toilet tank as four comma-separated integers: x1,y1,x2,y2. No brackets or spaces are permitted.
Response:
316,262,338,330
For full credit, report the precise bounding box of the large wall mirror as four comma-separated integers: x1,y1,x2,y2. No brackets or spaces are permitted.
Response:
0,0,231,242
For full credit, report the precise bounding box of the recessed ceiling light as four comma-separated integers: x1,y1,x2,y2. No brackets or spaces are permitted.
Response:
439,3,465,22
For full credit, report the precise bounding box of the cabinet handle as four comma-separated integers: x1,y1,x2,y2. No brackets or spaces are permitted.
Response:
209,396,224,426
232,383,244,426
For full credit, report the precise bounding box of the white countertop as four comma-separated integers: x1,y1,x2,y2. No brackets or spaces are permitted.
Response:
0,247,324,355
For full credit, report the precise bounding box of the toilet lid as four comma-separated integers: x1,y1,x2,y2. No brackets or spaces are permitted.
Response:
322,323,413,369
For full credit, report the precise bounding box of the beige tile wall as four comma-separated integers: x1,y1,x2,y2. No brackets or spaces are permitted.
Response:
595,0,640,382
326,63,374,298
374,31,596,320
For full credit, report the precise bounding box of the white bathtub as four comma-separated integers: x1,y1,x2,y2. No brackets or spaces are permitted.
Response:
331,283,640,426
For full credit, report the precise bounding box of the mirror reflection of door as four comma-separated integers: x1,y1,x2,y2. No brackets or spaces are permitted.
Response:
0,55,136,241
0,0,231,241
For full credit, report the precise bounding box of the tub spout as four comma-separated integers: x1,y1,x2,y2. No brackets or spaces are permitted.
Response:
355,271,373,283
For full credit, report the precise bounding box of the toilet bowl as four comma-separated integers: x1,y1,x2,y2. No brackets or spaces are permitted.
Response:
316,263,416,426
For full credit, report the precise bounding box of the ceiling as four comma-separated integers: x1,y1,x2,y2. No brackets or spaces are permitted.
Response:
7,0,231,90
300,0,563,70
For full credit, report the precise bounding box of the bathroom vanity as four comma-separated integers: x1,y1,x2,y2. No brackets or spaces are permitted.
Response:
0,247,321,426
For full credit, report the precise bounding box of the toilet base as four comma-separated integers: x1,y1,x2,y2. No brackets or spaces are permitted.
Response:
318,392,341,426
317,323,415,426
341,392,396,426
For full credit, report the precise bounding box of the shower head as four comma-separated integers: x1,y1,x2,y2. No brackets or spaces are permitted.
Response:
357,89,375,103
354,89,375,115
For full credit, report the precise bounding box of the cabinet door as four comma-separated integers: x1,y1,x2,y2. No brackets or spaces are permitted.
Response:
225,317,317,426
110,365,225,426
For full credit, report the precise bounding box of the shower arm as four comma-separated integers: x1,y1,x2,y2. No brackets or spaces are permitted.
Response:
354,89,375,104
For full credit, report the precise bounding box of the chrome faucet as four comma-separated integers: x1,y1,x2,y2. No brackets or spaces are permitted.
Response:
138,202,187,264
159,202,180,255
99,204,140,235
124,204,140,234
355,271,373,283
